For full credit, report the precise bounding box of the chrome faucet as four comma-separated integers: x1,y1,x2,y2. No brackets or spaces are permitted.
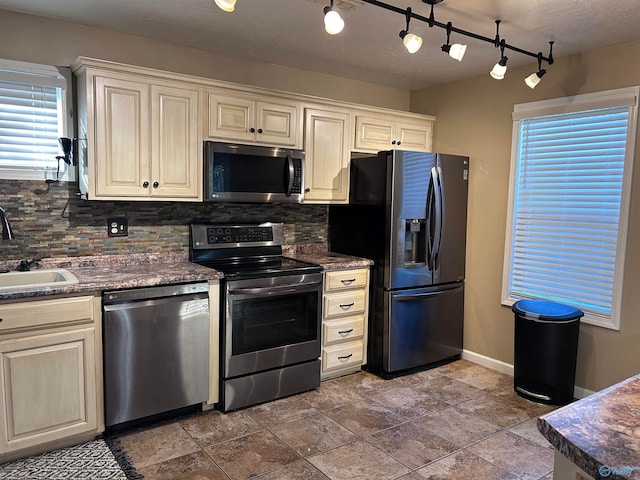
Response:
0,206,13,240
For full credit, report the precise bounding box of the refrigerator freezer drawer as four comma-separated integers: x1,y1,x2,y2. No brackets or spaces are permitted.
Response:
385,284,463,373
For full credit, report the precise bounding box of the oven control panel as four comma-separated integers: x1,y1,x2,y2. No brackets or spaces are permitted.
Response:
190,223,285,249
207,226,273,244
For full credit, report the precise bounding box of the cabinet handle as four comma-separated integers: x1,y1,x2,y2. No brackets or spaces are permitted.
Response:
397,141,401,145
142,181,149,188
305,187,311,193
0,318,3,323
338,328,353,335
340,278,356,285
391,140,396,145
258,128,263,134
153,181,159,188
250,127,256,133
339,302,354,309
338,353,353,360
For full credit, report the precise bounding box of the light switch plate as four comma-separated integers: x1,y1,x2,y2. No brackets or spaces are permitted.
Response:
107,217,128,237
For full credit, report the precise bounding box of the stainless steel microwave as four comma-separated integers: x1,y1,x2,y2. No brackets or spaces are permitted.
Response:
204,142,305,203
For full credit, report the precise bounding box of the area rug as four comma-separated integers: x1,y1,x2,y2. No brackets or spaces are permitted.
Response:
0,438,143,480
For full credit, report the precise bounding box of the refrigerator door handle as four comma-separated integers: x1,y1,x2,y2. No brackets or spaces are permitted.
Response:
428,166,443,271
426,167,436,269
433,165,444,269
394,285,463,301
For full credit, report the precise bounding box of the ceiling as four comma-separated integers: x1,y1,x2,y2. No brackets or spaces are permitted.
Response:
1,0,639,90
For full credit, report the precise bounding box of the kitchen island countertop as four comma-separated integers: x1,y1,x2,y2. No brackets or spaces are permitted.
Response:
537,373,640,479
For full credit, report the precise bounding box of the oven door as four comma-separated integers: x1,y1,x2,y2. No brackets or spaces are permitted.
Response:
224,272,322,378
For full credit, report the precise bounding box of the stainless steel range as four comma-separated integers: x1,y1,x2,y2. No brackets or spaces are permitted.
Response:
190,222,323,412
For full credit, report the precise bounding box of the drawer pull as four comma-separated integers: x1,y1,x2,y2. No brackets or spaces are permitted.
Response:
339,303,354,309
338,353,353,361
340,278,356,285
0,318,3,323
338,328,354,335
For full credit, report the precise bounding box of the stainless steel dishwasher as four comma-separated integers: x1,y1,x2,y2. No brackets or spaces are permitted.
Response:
103,283,210,428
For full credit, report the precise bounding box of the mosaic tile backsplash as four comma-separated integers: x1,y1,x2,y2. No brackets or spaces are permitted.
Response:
0,180,328,261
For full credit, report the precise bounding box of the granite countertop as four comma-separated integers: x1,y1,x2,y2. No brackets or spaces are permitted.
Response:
537,373,640,479
0,249,372,300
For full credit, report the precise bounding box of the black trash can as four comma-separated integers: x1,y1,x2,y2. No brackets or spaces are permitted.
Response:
512,299,583,405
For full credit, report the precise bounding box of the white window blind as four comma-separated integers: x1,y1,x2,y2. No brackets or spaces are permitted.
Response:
0,59,72,180
503,87,638,330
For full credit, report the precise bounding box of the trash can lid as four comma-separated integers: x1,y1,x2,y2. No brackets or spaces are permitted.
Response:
512,299,584,321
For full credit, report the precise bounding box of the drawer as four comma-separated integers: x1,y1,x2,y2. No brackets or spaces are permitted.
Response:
322,341,364,372
323,316,364,345
324,290,366,318
0,296,95,332
325,269,368,292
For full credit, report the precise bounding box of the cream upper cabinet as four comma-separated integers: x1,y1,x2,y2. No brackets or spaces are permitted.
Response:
206,90,302,148
354,113,433,152
303,106,351,203
0,296,102,457
74,61,202,201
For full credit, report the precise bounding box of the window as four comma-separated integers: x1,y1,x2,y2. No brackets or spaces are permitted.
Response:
0,59,73,181
502,87,639,330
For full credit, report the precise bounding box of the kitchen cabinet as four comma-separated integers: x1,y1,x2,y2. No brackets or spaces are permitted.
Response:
303,105,351,203
205,89,302,148
0,295,103,457
73,60,202,201
321,268,369,380
354,113,433,152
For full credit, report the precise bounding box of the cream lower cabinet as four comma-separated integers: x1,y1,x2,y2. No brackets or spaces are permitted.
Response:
205,89,302,148
354,113,434,152
73,59,202,201
0,296,102,457
303,106,351,203
321,268,369,380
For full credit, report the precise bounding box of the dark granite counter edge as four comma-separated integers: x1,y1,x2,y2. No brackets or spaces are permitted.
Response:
537,374,640,480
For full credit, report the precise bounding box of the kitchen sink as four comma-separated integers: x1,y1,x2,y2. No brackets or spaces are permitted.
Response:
0,269,79,290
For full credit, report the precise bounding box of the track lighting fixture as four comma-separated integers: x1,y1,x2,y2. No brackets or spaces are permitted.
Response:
525,52,547,88
324,0,344,35
399,7,422,53
490,40,508,80
441,22,466,61
214,0,236,12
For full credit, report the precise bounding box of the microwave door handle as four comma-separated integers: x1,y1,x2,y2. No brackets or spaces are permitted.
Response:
285,153,294,197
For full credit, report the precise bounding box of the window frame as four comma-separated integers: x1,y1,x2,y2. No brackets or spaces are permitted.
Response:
501,86,639,330
0,58,75,182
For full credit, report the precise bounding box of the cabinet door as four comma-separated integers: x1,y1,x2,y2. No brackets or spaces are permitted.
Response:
256,101,300,147
0,329,97,454
304,108,350,203
397,121,432,152
354,115,395,151
94,75,150,197
151,85,201,199
206,92,255,143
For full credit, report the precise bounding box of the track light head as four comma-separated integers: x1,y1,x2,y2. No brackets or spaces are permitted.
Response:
525,69,546,88
399,7,422,53
441,43,466,61
323,1,344,35
490,56,508,80
214,0,236,12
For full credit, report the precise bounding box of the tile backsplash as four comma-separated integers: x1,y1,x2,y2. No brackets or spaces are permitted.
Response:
0,180,328,261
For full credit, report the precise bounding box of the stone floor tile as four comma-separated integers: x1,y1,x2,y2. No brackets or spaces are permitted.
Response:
371,386,449,419
324,399,407,436
330,370,397,396
468,431,555,480
508,418,554,450
417,375,484,405
180,409,263,447
246,395,318,427
444,364,513,391
269,413,357,457
254,460,330,479
415,450,519,480
412,407,501,448
137,450,229,480
301,379,365,411
205,430,299,480
367,421,460,469
118,422,201,469
453,393,536,428
308,439,410,480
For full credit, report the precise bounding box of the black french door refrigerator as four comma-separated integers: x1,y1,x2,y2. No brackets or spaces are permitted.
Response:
329,150,469,375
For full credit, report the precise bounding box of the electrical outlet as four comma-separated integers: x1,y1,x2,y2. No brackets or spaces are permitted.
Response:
107,218,128,237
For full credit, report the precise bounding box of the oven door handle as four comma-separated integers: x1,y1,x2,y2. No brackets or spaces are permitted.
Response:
228,280,322,296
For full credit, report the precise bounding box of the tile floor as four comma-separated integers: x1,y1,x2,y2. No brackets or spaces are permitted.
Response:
117,359,558,480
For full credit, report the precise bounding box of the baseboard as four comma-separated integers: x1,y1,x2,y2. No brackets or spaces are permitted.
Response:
461,349,594,399
461,349,514,376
